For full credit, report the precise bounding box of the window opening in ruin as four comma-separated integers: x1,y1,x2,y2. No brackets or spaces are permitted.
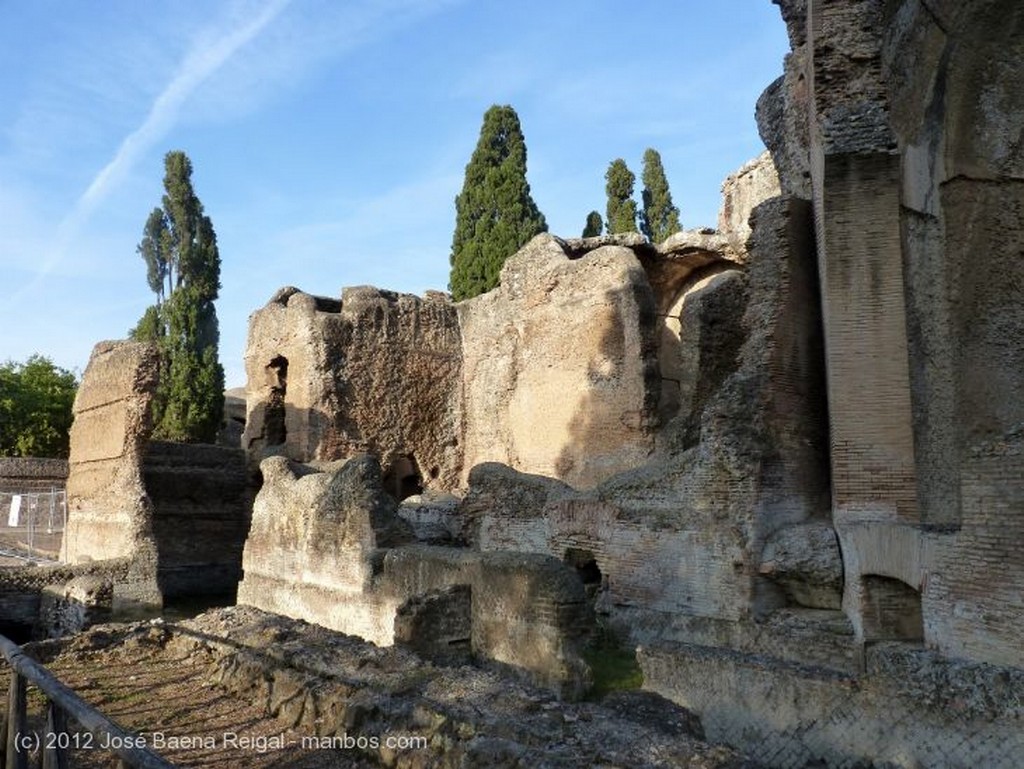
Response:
265,355,288,446
383,455,423,501
861,575,924,643
564,547,604,602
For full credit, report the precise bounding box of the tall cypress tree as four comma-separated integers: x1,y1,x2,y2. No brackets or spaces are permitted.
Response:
605,159,638,234
449,105,547,301
640,148,682,243
130,150,224,442
582,210,604,237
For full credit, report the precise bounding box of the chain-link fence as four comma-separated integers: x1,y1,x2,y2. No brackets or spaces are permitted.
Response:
0,488,65,563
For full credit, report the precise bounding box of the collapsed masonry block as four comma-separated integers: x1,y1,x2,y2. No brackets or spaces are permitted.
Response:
237,455,592,698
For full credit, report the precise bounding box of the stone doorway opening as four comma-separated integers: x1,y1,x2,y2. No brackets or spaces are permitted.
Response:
383,455,423,501
861,575,923,643
264,355,288,447
564,547,604,603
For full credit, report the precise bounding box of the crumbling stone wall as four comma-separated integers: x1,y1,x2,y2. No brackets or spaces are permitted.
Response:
61,341,162,614
241,232,758,495
465,195,831,638
237,455,592,698
458,235,661,490
758,0,1024,670
0,560,127,640
718,150,781,252
241,286,463,492
635,3,1024,765
61,340,254,611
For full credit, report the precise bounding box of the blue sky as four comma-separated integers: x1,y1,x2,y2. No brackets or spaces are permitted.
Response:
1,1,789,388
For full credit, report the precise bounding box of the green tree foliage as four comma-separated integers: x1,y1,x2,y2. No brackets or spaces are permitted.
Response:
639,148,682,243
582,210,604,237
605,159,638,234
129,304,163,343
130,150,224,443
449,105,547,301
137,207,170,305
0,356,77,458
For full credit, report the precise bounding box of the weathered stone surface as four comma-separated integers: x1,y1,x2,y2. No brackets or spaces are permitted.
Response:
659,269,749,439
397,491,462,544
217,386,247,447
641,5,1024,763
458,234,660,490
641,640,1024,769
144,441,250,598
394,584,472,663
59,341,253,608
34,609,751,768
759,522,842,610
717,151,782,252
237,454,412,644
657,228,740,261
238,456,592,697
467,198,829,637
61,340,162,614
242,286,462,491
0,458,68,493
37,575,112,639
756,22,811,199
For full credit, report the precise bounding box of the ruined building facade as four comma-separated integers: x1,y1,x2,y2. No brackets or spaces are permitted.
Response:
234,1,1023,765
50,0,1024,766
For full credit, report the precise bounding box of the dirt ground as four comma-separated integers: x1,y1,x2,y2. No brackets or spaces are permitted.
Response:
4,633,370,768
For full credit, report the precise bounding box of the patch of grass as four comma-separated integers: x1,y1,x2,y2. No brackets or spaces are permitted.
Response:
582,632,643,701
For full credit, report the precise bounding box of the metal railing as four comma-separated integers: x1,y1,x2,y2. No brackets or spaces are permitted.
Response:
0,634,176,769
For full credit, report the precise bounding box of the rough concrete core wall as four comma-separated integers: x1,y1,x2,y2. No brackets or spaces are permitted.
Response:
237,455,592,698
242,286,463,493
458,234,661,491
61,340,162,614
465,196,831,636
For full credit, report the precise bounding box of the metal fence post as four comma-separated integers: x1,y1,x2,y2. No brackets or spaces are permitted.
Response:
42,699,69,769
5,671,27,769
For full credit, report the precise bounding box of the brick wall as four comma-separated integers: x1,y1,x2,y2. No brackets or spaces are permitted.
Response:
144,441,250,598
0,458,68,493
925,436,1024,668
816,153,918,520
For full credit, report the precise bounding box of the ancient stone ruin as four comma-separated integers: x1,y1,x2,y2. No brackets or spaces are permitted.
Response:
230,2,1024,765
33,1,1024,766
52,340,250,617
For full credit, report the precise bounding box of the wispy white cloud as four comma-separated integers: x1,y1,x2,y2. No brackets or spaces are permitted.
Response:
11,0,291,302
72,0,292,231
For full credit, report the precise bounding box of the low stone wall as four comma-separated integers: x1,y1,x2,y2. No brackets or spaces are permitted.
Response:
0,458,68,493
0,559,130,640
385,546,592,698
237,456,592,698
641,640,1024,768
144,441,250,598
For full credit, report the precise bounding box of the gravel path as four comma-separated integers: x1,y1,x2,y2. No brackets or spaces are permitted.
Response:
7,632,370,768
